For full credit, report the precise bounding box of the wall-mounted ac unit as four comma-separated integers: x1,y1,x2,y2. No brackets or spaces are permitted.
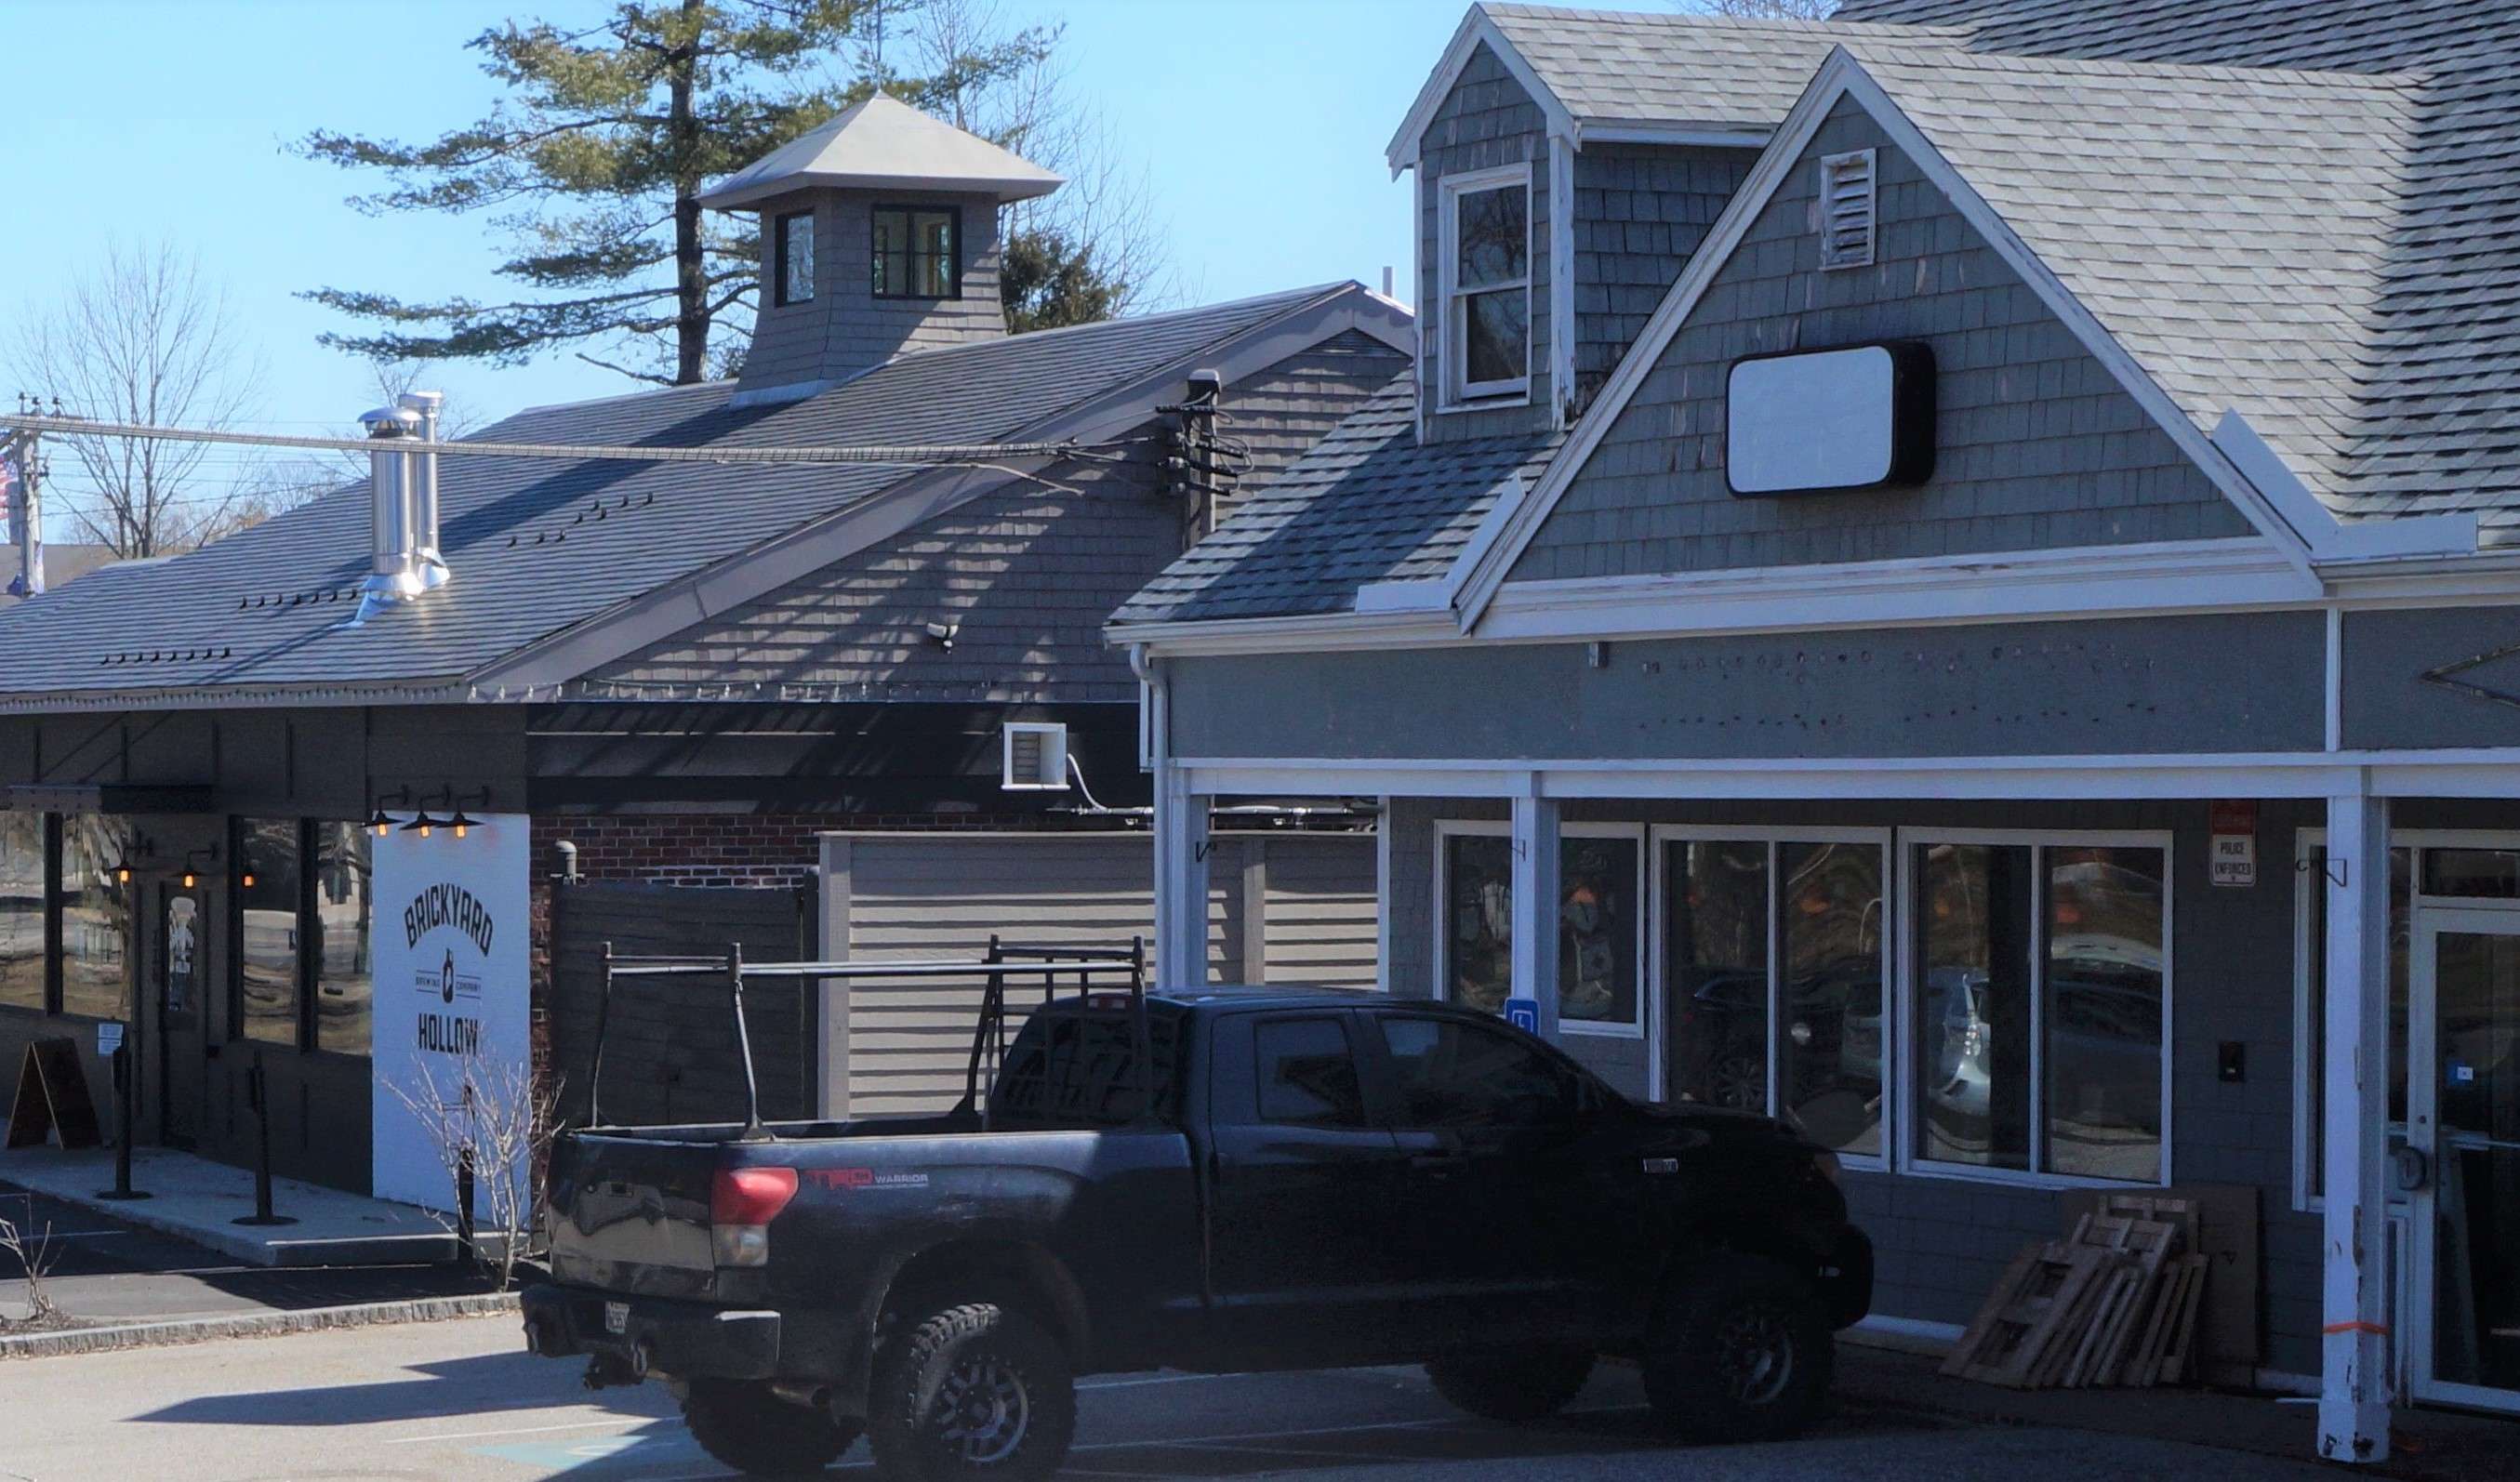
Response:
1001,721,1069,790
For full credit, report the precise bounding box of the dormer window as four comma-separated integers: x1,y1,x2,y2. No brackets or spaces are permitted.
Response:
873,206,962,298
775,210,816,306
1439,165,1532,404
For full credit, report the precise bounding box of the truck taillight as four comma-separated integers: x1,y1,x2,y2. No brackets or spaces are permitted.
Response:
711,1166,798,1225
710,1166,797,1268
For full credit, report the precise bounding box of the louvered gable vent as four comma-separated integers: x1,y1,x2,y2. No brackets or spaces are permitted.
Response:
1818,149,1877,271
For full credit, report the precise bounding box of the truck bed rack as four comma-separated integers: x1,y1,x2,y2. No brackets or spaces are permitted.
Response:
590,936,1149,1139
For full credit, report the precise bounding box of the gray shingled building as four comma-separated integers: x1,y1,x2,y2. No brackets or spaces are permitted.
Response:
0,98,1409,1197
1114,2,2520,1454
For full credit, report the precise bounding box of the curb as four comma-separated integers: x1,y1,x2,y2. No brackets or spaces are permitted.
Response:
0,1290,521,1360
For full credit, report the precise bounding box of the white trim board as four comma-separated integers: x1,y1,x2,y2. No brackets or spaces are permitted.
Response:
470,285,1414,692
1442,46,2348,635
1172,748,2520,805
1387,9,1577,178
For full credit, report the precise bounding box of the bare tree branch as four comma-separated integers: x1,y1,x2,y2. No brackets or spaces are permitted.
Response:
384,1049,564,1292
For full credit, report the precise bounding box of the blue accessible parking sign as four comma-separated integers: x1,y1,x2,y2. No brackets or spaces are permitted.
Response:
1504,998,1540,1033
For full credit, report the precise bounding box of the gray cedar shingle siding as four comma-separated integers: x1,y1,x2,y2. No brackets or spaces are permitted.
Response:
597,333,1407,700
1418,42,1554,443
742,188,1008,392
1505,101,2253,586
1572,144,1756,413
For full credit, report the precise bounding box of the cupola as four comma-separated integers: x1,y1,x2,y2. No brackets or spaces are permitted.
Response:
699,94,1065,404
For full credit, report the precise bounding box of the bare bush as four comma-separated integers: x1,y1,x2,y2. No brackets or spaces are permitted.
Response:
0,1211,68,1330
385,1052,563,1291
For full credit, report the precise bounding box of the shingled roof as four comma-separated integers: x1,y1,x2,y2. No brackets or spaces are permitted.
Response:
1131,4,2520,631
0,283,1382,707
1831,0,2520,526
1113,377,1560,625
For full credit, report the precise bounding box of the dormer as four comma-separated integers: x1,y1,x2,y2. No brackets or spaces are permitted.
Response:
699,94,1064,404
1388,6,1864,443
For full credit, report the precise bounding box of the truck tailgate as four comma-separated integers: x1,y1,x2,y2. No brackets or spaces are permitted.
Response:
548,1131,722,1299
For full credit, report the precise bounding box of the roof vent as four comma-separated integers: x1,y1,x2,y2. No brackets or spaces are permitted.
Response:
1001,721,1069,791
1818,149,1877,271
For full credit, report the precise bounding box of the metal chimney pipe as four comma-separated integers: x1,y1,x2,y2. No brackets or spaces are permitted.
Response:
397,390,450,590
353,404,423,623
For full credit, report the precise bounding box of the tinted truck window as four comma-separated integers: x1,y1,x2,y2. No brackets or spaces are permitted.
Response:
1380,1017,1577,1129
993,1011,1182,1127
1253,1018,1367,1128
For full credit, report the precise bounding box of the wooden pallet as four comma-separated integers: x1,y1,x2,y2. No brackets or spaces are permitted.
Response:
1943,1201,2207,1391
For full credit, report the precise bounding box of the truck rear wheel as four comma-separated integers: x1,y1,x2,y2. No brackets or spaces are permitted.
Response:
681,1379,860,1475
1425,1347,1595,1423
869,1302,1076,1482
1641,1252,1832,1444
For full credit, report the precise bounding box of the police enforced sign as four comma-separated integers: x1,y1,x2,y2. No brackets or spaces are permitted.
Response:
371,814,529,1209
2209,799,2259,889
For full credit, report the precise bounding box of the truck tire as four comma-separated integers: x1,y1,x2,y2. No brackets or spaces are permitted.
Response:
1641,1252,1832,1444
869,1302,1076,1482
1425,1347,1595,1423
682,1379,860,1475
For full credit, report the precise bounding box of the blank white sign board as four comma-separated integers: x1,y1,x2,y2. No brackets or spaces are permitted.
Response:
1727,344,1903,495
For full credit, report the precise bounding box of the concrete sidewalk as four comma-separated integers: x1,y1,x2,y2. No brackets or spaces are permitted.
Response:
0,1143,459,1267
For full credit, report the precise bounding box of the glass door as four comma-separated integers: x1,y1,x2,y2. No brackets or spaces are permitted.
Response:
2411,906,2520,1410
153,884,207,1151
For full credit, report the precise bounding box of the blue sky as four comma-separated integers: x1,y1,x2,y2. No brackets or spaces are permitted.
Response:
1,0,1500,452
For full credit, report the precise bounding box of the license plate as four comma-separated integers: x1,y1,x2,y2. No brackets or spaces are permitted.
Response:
603,1301,630,1335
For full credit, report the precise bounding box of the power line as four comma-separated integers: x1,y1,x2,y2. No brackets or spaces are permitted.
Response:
0,413,1121,470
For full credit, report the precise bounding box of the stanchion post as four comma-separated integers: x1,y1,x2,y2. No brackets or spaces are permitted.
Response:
233,1050,298,1227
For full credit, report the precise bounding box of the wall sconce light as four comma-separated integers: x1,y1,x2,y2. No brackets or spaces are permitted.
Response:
181,843,220,891
446,788,488,840
367,786,413,839
402,786,452,838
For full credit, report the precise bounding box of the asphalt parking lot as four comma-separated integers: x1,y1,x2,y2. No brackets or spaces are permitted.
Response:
0,1312,2348,1482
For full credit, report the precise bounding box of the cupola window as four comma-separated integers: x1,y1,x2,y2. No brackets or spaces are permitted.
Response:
873,206,961,298
775,209,816,306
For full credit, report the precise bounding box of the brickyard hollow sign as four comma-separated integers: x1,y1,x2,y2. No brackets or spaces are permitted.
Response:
371,814,529,1209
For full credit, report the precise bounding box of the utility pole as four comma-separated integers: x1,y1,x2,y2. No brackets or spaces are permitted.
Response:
2,414,37,599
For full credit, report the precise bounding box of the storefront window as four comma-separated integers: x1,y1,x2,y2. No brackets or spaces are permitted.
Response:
2045,847,2166,1183
1914,838,2169,1183
1665,840,1770,1112
0,813,43,1012
1441,828,1644,1028
1782,842,1887,1158
239,819,301,1045
312,823,372,1056
58,814,130,1021
1441,832,1514,1014
1559,836,1640,1031
1916,842,2036,1172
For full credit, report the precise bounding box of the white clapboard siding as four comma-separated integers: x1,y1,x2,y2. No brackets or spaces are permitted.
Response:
829,831,1375,1117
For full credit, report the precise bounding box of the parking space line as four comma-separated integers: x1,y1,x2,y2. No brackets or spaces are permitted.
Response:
391,1416,639,1445
1074,1415,1461,1452
1080,1372,1244,1391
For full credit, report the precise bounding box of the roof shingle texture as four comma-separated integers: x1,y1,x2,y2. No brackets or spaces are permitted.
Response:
0,284,1348,701
1830,0,2520,532
1111,377,1560,625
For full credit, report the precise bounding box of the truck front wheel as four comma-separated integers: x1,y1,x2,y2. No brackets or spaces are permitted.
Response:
1641,1252,1833,1444
681,1380,860,1475
869,1303,1076,1482
1425,1347,1595,1423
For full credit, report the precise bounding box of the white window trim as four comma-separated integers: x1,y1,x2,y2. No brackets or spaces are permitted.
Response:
1431,819,1648,1039
1435,163,1533,409
1897,827,2176,1192
1651,825,1895,1171
2288,827,2520,1213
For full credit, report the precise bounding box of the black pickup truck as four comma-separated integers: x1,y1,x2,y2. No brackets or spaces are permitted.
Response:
524,965,1872,1482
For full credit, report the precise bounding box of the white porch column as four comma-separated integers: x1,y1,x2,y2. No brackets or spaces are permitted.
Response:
1153,766,1210,990
1510,794,1561,1037
2319,787,2393,1464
